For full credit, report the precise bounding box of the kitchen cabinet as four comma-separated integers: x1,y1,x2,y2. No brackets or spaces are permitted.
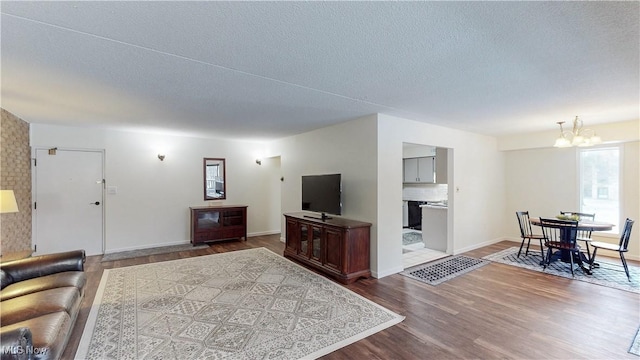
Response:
403,157,434,183
284,212,371,284
422,205,448,252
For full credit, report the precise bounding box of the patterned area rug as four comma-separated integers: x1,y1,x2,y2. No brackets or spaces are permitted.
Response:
101,243,210,262
77,248,404,359
631,327,640,356
483,247,640,294
402,231,423,246
400,255,490,285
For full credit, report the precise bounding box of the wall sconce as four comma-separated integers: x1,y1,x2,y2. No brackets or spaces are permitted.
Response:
158,154,166,161
255,159,262,165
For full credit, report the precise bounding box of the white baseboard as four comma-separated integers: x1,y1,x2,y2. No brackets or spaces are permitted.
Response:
452,236,519,255
105,240,191,254
372,265,405,279
105,231,281,254
247,230,281,237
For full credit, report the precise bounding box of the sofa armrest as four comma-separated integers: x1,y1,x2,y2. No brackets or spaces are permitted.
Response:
0,327,32,360
0,250,85,288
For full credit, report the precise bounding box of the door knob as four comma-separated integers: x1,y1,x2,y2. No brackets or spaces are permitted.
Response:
90,201,100,205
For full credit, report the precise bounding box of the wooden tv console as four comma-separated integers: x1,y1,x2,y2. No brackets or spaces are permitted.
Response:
283,212,371,284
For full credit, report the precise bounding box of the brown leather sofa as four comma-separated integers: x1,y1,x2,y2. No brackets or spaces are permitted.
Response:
0,250,86,360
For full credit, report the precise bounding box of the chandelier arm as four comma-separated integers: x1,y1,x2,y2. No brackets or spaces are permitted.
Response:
572,116,582,135
557,121,566,136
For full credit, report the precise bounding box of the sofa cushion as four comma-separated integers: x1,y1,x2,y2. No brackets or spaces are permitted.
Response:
0,250,85,290
1,269,13,290
1,312,71,360
0,272,86,302
0,287,81,327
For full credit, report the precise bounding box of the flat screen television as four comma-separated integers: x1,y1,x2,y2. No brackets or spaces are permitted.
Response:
302,174,342,219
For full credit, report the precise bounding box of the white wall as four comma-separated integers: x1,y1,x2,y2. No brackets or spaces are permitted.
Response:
500,119,639,260
30,124,280,253
504,140,640,260
268,114,380,267
260,156,283,238
498,120,639,151
505,147,578,218
270,114,507,278
31,116,635,273
377,114,507,277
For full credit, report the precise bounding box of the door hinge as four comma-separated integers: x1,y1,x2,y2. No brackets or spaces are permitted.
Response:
34,202,36,210
33,158,37,166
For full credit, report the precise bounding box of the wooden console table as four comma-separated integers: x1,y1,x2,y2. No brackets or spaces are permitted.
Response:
284,212,371,284
190,205,247,245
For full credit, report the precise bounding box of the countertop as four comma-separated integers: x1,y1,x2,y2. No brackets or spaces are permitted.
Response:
420,204,448,210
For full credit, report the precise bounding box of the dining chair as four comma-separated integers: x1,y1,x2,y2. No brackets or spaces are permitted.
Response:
515,211,546,258
560,211,595,262
589,218,635,281
539,218,580,276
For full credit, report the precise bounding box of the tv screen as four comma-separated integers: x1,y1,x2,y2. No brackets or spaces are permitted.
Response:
302,174,342,216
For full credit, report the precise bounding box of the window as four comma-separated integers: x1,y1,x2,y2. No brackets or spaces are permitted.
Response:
579,146,620,234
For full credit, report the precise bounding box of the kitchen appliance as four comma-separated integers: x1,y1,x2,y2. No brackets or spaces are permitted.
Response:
408,201,426,229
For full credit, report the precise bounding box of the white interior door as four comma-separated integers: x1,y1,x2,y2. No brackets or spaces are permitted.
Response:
34,149,104,256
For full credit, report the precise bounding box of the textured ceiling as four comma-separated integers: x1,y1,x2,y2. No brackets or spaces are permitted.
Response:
1,1,638,141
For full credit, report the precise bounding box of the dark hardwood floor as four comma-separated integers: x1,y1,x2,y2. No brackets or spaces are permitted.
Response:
64,235,640,359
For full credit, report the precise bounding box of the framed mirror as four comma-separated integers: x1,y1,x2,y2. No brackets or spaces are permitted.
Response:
204,158,226,200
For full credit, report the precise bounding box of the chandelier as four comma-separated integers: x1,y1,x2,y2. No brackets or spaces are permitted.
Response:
553,116,602,148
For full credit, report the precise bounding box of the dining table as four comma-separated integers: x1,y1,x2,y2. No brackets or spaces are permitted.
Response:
529,217,614,274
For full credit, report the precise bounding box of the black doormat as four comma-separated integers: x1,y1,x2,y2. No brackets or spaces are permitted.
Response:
401,255,490,285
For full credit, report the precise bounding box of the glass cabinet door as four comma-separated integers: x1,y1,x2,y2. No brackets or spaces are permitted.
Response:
299,224,309,256
222,210,243,226
311,226,322,261
196,210,221,229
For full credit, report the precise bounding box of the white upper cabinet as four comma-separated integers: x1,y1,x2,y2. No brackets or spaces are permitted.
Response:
403,157,435,183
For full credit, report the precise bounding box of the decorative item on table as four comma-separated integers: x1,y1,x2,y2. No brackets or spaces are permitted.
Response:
556,214,580,221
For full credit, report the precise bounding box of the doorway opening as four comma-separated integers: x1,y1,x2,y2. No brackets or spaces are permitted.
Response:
402,142,451,269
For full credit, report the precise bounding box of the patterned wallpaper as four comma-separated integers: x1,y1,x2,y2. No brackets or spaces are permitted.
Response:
0,108,32,254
